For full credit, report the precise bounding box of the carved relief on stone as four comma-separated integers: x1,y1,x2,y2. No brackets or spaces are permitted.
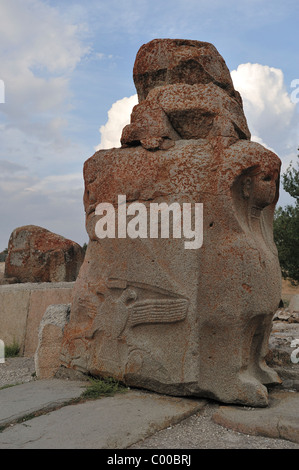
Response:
90,279,189,337
54,39,283,407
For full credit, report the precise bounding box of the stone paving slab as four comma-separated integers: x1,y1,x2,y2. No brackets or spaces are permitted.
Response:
0,379,204,449
212,390,299,444
0,379,87,426
1,370,299,449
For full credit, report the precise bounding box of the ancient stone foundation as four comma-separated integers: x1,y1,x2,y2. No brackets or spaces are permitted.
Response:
38,39,282,407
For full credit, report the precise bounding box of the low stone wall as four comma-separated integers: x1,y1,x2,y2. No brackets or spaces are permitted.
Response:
0,282,74,357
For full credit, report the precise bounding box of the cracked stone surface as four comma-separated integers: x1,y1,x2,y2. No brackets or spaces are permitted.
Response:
212,390,299,444
129,398,299,449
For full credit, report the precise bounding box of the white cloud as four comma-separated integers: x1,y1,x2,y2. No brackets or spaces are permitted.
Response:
0,0,88,72
231,63,299,206
95,94,138,150
0,0,91,249
0,169,86,250
0,0,90,137
0,159,27,173
231,63,297,159
94,52,114,60
24,172,84,194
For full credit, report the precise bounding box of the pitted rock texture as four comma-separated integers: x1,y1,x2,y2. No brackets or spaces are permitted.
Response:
4,225,84,283
39,39,282,407
132,39,240,101
121,39,250,150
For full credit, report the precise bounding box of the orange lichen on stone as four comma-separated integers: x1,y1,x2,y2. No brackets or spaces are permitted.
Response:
37,39,282,407
4,225,84,283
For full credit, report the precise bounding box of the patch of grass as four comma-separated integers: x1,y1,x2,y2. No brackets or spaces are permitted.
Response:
5,340,20,358
0,383,21,391
80,376,128,400
0,376,129,434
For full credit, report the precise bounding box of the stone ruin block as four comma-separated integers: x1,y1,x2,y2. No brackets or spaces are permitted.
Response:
35,304,70,379
4,225,84,283
38,39,282,407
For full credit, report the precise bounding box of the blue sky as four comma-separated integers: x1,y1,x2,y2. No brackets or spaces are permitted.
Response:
0,0,298,250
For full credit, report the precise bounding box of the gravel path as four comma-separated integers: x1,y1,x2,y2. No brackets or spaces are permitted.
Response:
129,401,299,449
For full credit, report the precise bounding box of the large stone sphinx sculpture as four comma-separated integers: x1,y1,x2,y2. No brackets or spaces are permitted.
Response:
58,39,282,406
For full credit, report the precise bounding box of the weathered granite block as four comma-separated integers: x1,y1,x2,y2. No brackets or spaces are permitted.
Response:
5,225,84,283
55,39,282,407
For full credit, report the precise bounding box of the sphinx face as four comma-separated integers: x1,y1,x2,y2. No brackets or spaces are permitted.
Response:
251,170,279,209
